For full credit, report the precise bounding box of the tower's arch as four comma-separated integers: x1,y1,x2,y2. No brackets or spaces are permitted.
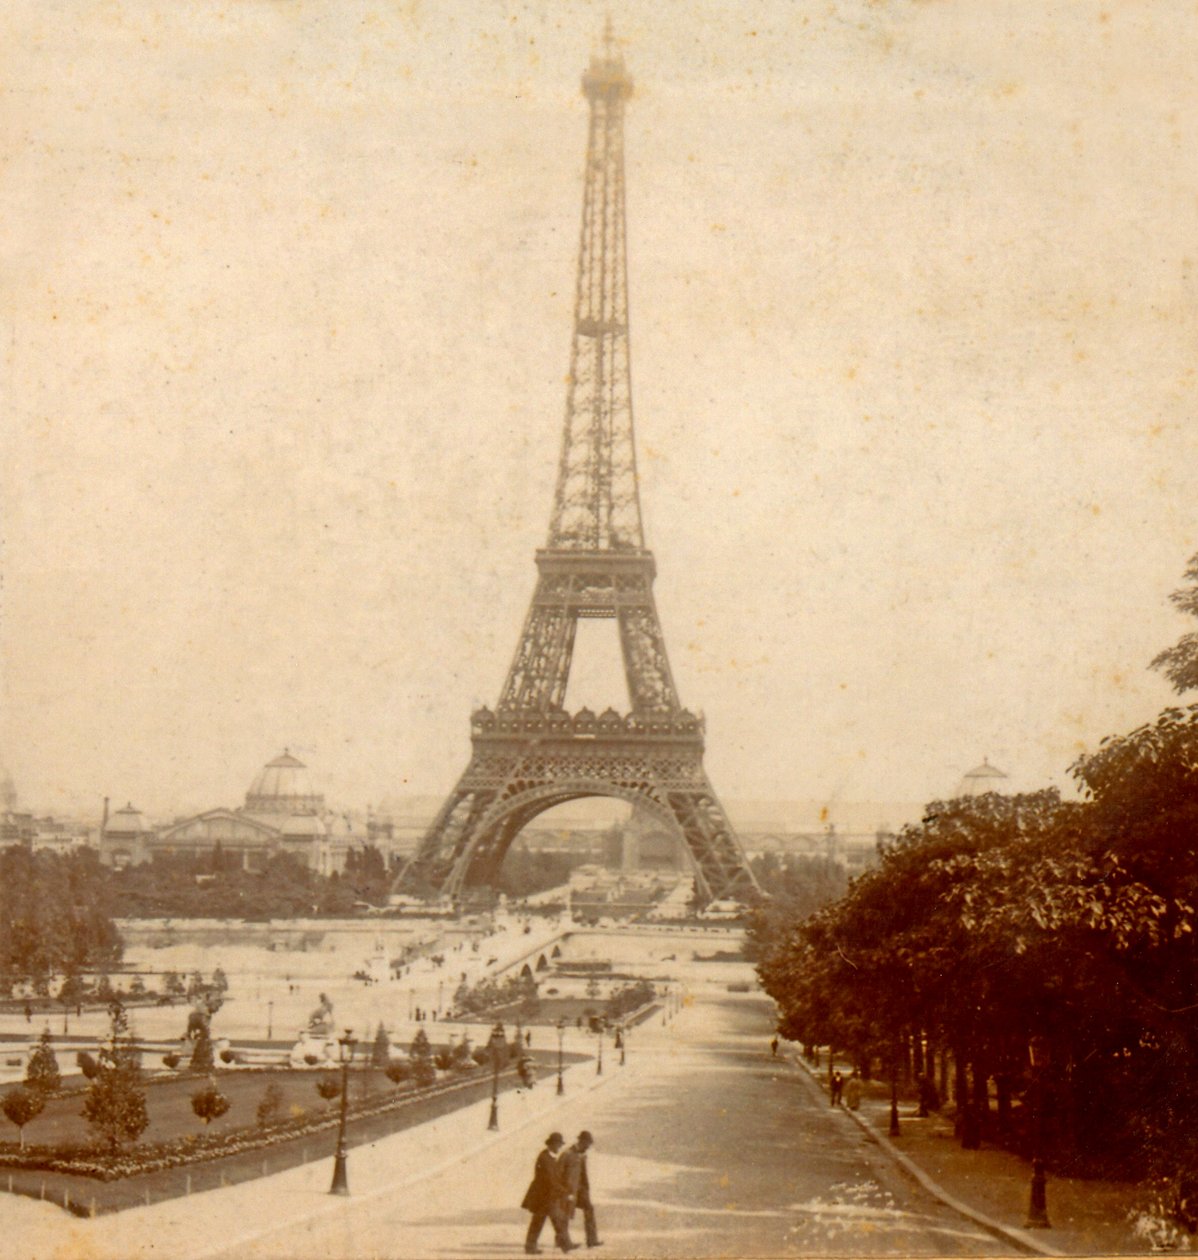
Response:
445,781,680,895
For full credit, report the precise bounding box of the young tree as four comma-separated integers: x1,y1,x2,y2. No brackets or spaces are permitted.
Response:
211,967,229,995
82,1000,149,1152
190,1025,215,1072
370,1023,391,1069
315,1074,342,1103
1152,553,1198,693
25,1028,61,1095
163,971,185,999
384,1060,411,1086
190,1082,231,1127
2,1086,44,1148
256,1081,284,1127
409,1028,435,1087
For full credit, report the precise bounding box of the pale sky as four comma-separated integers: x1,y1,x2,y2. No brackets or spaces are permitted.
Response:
3,0,1197,822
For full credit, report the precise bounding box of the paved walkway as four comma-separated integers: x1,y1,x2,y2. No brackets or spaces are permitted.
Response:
9,992,1154,1257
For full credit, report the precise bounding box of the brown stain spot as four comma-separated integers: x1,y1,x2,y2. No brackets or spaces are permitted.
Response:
819,806,829,823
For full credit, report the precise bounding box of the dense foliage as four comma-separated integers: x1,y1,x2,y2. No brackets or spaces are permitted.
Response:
110,850,384,918
1151,552,1198,694
755,704,1198,1180
0,848,122,993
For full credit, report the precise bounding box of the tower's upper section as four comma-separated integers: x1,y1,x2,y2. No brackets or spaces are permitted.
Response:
547,30,645,553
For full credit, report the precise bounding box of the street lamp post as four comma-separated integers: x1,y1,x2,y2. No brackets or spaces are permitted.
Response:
329,1028,356,1196
487,1021,505,1131
556,1019,565,1096
619,1023,627,1067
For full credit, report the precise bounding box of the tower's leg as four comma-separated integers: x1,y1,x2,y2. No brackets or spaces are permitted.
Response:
665,783,759,903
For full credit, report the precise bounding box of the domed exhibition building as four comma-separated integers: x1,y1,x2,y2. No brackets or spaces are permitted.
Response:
106,751,358,875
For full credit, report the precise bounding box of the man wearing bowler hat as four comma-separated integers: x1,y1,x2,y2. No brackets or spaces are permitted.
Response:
561,1131,601,1248
522,1131,574,1254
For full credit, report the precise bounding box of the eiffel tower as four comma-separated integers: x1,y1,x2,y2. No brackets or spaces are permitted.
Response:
399,31,760,907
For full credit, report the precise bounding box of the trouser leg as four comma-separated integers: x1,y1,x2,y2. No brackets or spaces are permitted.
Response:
525,1212,546,1251
580,1194,599,1245
550,1202,573,1250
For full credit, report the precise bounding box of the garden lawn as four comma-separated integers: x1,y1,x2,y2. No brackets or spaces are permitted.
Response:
3,1068,387,1149
0,1051,585,1215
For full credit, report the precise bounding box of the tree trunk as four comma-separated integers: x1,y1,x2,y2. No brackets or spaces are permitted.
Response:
972,1061,990,1140
996,1073,1012,1143
957,1053,981,1149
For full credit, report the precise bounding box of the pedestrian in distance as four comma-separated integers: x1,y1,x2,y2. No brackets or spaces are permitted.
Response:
770,1035,779,1058
844,1070,863,1112
830,1069,844,1106
561,1130,601,1248
522,1132,572,1254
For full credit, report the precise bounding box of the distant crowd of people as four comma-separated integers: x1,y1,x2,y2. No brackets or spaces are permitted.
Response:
522,1130,601,1254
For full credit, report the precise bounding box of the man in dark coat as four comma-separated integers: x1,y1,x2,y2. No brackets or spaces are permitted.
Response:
560,1131,600,1248
522,1132,573,1254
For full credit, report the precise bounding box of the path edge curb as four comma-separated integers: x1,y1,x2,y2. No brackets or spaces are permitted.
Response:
790,1059,1064,1258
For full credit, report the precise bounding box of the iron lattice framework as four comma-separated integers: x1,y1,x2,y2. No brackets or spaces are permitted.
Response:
399,34,760,906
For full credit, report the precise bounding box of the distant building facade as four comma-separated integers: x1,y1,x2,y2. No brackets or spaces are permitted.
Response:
126,751,358,875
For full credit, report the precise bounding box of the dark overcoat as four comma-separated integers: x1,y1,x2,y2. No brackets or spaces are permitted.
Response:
521,1148,562,1213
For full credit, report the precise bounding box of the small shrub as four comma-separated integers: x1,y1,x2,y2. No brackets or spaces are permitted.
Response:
384,1061,411,1085
471,1046,489,1066
256,1081,284,1127
433,1050,453,1071
162,1053,180,1069
76,1050,99,1080
25,1028,61,1094
219,1049,236,1064
315,1075,341,1102
303,1053,320,1066
2,1086,44,1148
370,1023,391,1069
190,1083,230,1126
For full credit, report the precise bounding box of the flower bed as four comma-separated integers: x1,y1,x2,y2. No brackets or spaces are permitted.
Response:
0,1068,490,1181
